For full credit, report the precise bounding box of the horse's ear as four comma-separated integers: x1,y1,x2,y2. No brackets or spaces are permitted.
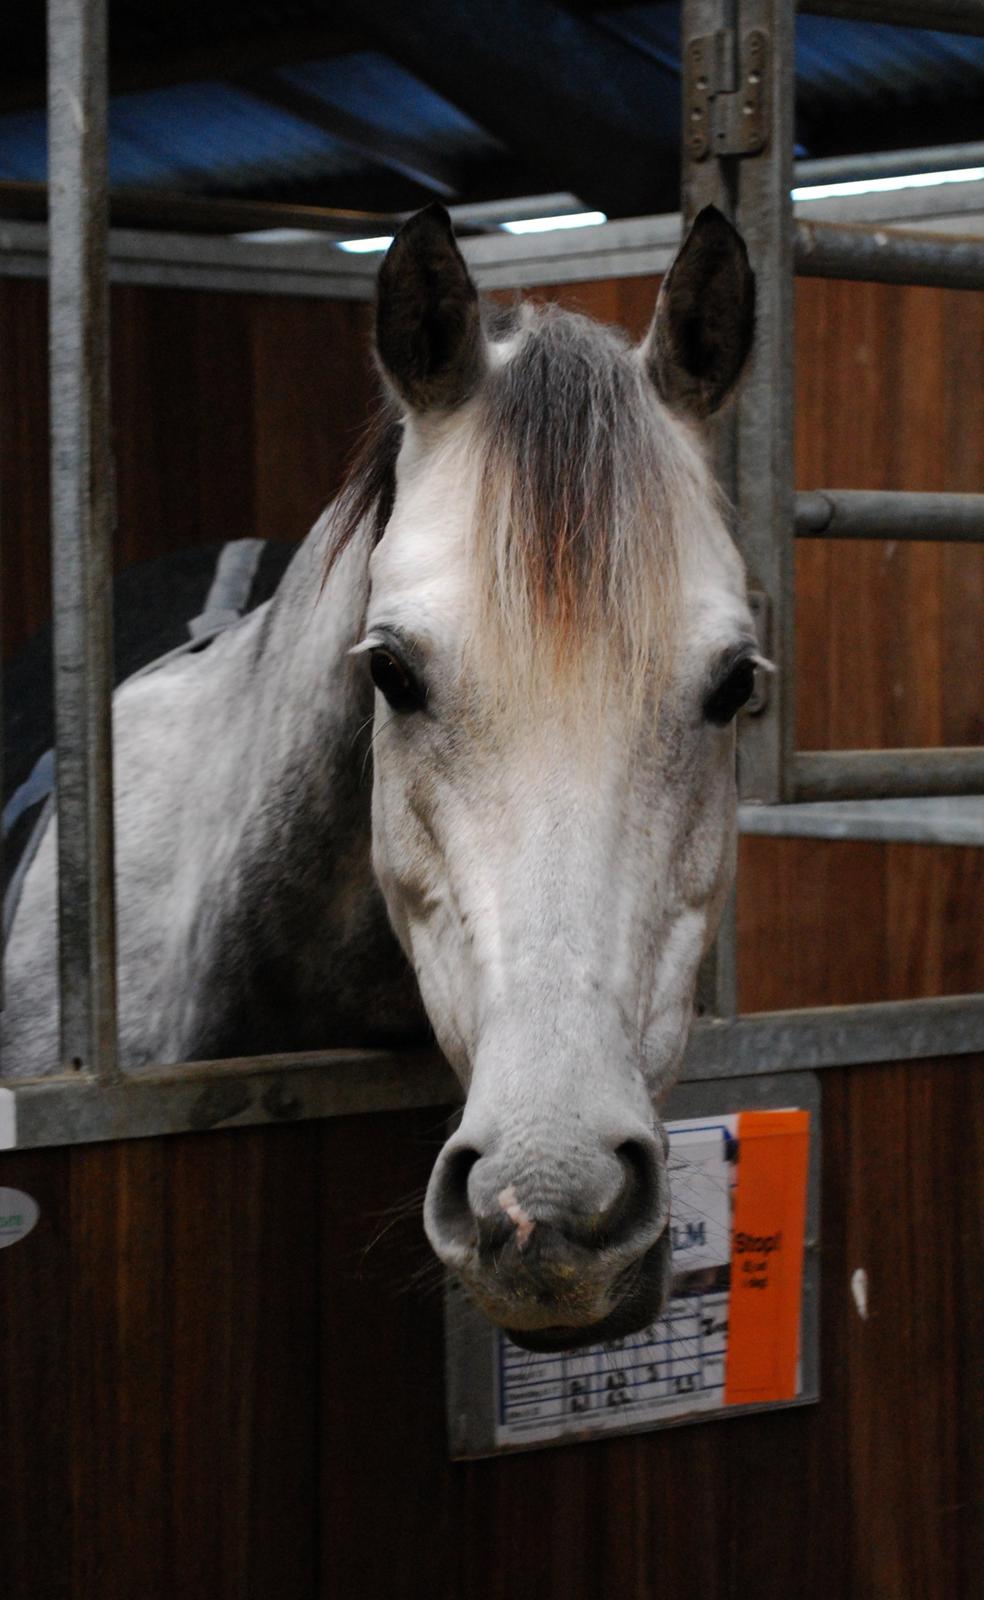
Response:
375,204,487,412
643,206,755,419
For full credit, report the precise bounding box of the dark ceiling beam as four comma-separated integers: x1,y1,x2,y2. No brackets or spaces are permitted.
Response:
258,154,548,216
799,0,984,36
0,179,399,236
0,16,369,115
795,90,984,167
341,0,682,216
0,149,542,235
235,73,461,199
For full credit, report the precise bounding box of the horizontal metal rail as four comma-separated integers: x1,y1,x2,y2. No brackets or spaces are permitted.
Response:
795,220,984,290
794,141,984,188
793,749,984,801
799,0,984,35
0,180,586,239
796,490,984,541
0,178,401,237
6,211,984,302
2,994,982,1150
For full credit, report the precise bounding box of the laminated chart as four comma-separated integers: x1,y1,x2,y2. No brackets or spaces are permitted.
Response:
445,1081,818,1459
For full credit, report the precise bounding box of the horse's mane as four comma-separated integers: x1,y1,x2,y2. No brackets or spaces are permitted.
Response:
327,303,717,712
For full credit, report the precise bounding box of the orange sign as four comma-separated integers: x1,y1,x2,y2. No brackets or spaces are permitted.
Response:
724,1110,810,1405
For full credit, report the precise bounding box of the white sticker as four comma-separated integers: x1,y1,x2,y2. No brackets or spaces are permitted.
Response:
0,1087,16,1150
0,1188,39,1250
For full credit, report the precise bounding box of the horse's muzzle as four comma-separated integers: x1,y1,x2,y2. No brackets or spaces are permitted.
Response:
424,1125,671,1351
500,1228,673,1352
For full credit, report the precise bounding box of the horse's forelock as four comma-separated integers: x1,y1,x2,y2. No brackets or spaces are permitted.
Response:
326,305,713,714
470,308,703,714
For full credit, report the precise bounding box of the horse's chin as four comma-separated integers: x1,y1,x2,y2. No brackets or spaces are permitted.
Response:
501,1229,673,1355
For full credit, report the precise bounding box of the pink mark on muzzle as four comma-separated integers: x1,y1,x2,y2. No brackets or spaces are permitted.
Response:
498,1185,535,1251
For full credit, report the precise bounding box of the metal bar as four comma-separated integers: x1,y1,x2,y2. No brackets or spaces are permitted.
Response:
684,994,984,1079
0,178,402,237
0,1047,459,1152
739,795,984,844
796,489,984,541
2,996,982,1150
696,884,738,1019
794,142,984,188
5,205,984,302
683,0,797,806
793,749,984,801
798,1,984,35
0,180,592,239
734,0,796,806
795,219,984,290
47,0,119,1078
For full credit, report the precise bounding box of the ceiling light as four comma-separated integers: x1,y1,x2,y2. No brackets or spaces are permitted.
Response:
792,167,984,202
500,210,607,234
336,235,394,253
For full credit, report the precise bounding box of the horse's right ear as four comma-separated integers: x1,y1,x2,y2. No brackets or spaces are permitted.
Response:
642,206,755,419
375,204,487,413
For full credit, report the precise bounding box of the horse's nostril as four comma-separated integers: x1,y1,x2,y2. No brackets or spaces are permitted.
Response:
429,1144,481,1249
595,1137,662,1249
615,1137,655,1191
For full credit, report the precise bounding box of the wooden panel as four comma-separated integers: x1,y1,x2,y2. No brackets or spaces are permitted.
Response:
2,1062,981,1600
793,276,984,753
0,1124,323,1600
0,1147,71,1600
738,837,984,1010
0,280,374,659
0,278,51,658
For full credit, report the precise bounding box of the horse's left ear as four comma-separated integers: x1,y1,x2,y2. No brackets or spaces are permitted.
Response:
642,206,755,419
376,204,487,412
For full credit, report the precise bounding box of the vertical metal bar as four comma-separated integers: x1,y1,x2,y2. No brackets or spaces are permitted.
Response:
47,0,118,1077
683,0,740,1018
681,0,795,806
0,376,3,1040
732,0,795,804
684,0,794,1017
696,884,738,1019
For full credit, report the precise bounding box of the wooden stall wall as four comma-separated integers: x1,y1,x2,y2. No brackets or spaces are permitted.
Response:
1,268,982,1599
0,281,374,660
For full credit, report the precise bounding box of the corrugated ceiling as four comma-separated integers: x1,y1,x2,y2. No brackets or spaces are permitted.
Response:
0,3,980,217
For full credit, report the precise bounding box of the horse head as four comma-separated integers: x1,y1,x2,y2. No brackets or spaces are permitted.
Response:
333,204,760,1351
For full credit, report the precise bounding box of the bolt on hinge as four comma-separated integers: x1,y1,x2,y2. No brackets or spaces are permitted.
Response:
685,26,769,161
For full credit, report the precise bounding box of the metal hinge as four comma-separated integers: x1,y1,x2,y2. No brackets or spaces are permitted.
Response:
684,24,769,161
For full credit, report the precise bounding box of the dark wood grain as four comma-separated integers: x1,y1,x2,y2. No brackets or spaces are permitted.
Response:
0,1148,71,1600
738,838,984,1011
0,280,375,660
3,1060,980,1600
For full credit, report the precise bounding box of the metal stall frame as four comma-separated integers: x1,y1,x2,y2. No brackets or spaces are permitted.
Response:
1,0,983,1150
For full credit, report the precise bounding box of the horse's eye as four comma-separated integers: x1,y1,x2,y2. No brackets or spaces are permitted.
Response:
369,647,425,713
704,656,756,725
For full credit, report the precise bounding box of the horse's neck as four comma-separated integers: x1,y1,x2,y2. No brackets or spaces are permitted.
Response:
170,514,422,1057
232,511,376,920
254,514,371,799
